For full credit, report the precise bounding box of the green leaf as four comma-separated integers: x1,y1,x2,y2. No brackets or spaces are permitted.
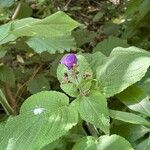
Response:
0,91,78,149
93,36,129,56
0,22,17,45
73,28,96,47
16,2,32,19
97,135,134,150
138,0,150,21
110,110,150,127
125,0,141,17
84,52,107,75
77,91,110,134
93,12,104,22
0,65,15,87
96,47,150,97
117,85,150,116
27,74,50,94
72,136,97,150
73,135,134,150
0,0,15,8
138,70,150,97
12,11,80,38
0,11,80,53
111,123,150,144
26,34,76,54
0,46,7,58
135,136,150,150
57,55,93,97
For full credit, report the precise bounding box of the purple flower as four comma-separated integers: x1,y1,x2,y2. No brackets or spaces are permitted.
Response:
60,53,77,70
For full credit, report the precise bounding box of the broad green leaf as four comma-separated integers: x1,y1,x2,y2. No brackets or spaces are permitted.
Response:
0,11,80,53
77,91,110,134
117,85,150,116
93,36,129,56
27,74,50,94
110,110,150,127
0,65,15,87
11,11,80,38
73,135,134,150
57,55,93,97
26,34,76,53
0,91,78,150
96,47,150,97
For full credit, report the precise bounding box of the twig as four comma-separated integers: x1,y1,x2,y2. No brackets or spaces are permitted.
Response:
11,1,22,20
64,0,72,10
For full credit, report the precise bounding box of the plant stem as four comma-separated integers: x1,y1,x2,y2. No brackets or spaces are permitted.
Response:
0,89,14,115
86,122,99,137
11,0,22,20
5,85,17,113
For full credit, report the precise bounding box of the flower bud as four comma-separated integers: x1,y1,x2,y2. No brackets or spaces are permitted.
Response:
60,53,77,70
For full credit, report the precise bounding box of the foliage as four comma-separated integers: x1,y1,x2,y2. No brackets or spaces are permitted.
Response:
0,0,150,150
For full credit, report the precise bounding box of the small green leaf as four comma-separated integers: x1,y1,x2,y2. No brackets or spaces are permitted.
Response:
93,12,104,22
110,110,150,127
77,91,110,134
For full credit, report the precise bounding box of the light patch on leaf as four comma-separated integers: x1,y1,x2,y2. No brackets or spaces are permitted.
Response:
33,107,45,115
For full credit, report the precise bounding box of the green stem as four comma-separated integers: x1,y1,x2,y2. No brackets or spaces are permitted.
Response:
0,90,14,115
86,122,99,137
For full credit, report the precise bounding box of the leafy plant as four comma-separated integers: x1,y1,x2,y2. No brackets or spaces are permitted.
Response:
0,0,150,150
